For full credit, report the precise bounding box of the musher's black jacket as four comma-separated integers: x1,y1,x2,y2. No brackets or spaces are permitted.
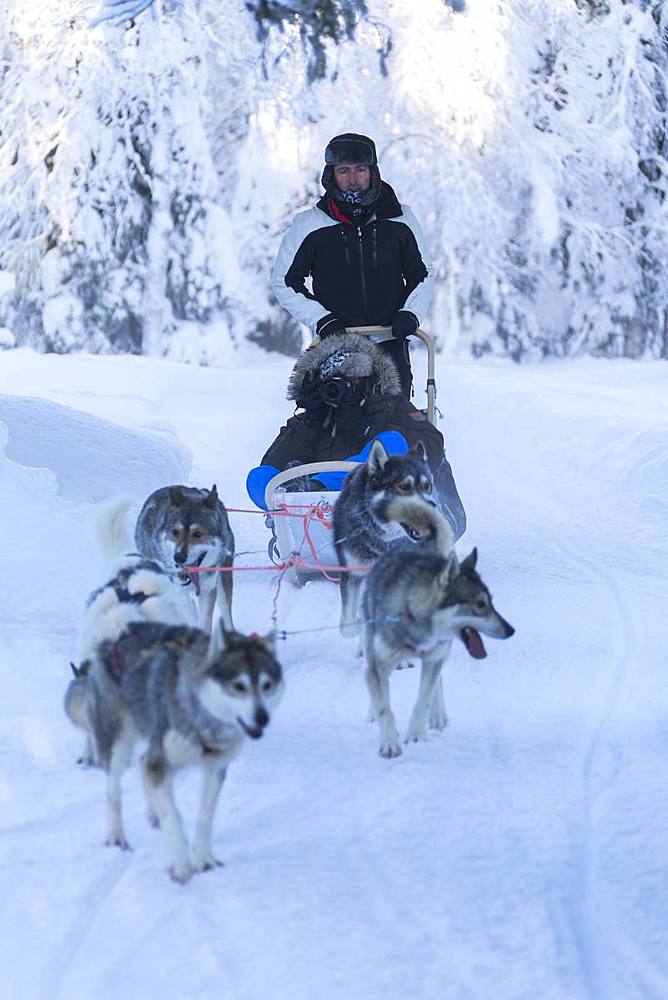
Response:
271,182,434,333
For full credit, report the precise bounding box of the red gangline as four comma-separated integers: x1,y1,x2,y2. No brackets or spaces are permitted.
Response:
185,557,371,575
225,504,333,518
301,509,340,582
190,501,368,576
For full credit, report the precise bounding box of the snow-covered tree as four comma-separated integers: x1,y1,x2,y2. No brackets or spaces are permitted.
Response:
1,1,255,362
246,0,367,81
0,0,370,360
1,0,667,361
348,0,668,360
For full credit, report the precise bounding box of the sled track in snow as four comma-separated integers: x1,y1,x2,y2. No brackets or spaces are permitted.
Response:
551,539,637,1000
42,851,134,999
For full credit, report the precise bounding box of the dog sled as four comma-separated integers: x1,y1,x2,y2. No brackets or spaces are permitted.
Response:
264,326,438,586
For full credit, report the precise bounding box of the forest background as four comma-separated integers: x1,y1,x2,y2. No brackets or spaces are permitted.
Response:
1,0,666,364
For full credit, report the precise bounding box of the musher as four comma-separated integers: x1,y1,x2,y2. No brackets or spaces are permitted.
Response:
247,132,466,540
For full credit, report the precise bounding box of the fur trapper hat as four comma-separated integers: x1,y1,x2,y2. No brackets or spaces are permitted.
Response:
287,332,401,401
324,133,377,167
321,132,382,211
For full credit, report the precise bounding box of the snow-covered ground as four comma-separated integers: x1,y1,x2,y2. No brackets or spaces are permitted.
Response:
1,347,666,1000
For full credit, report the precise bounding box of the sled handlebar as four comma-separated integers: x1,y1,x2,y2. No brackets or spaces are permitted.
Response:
344,325,436,423
265,461,359,510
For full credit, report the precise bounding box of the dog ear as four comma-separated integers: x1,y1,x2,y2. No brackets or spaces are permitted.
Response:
203,484,218,508
168,486,184,505
70,661,80,678
366,438,389,473
411,441,427,462
459,548,478,573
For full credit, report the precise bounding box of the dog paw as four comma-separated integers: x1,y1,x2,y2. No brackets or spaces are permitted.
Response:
404,725,428,743
379,740,402,758
191,852,224,874
146,811,160,830
77,755,97,767
105,834,131,851
168,863,193,885
428,714,448,731
340,620,361,639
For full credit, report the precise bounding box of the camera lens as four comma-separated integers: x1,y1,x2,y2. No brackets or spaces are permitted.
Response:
320,378,347,405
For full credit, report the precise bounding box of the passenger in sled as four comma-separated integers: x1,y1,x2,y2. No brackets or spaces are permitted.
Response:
246,131,466,540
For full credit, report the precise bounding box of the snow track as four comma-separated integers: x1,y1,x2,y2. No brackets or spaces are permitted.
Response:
557,542,636,1000
45,853,135,1000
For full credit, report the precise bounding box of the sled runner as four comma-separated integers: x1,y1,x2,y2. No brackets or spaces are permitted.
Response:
263,326,437,585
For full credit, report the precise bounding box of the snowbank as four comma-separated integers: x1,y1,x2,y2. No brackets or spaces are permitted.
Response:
0,394,191,502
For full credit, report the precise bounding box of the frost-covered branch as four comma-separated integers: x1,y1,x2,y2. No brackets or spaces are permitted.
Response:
91,0,184,28
246,0,367,80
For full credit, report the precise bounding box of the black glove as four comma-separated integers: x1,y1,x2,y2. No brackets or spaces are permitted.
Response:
316,313,346,338
295,374,324,411
391,310,419,341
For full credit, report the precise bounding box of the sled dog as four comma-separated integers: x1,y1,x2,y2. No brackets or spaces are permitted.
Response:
65,504,199,765
87,622,283,883
134,485,235,633
361,497,514,758
333,439,436,638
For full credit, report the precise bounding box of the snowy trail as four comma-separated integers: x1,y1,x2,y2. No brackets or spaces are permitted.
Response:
441,361,668,999
1,351,667,999
465,468,639,997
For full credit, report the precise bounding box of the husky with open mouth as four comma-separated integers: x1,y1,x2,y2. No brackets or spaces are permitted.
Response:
87,622,283,883
334,438,437,638
133,484,235,633
361,496,514,758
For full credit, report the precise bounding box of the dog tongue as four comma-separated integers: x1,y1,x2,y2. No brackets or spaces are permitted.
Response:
187,571,201,596
462,627,486,659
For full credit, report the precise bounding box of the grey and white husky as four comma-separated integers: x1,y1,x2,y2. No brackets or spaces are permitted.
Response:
65,548,197,765
104,484,235,633
361,497,514,758
87,622,283,883
333,439,436,637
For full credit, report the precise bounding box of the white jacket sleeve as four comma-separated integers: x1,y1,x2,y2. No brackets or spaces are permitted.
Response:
271,211,330,333
399,205,435,323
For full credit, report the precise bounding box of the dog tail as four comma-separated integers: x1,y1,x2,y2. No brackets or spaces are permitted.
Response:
381,496,455,557
95,496,134,561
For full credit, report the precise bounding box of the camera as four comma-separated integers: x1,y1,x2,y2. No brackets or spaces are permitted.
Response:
318,376,366,407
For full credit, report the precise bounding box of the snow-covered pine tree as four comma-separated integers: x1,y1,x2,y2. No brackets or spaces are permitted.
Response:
1,0,667,361
246,0,367,81
0,0,370,360
360,0,668,360
518,0,668,361
1,1,254,362
622,0,668,358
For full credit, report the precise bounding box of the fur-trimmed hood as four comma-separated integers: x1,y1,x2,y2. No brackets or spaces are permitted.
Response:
286,333,402,401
